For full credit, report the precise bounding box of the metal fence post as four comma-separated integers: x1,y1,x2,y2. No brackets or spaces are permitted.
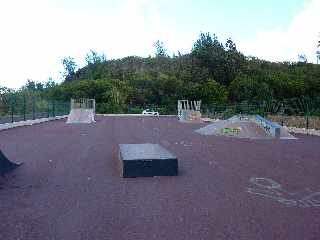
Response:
53,101,55,117
11,94,14,123
47,100,50,118
23,95,26,121
32,96,36,120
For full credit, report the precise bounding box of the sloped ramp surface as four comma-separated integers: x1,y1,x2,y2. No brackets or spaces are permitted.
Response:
196,119,270,139
195,119,234,136
66,109,95,124
0,150,21,175
196,116,296,139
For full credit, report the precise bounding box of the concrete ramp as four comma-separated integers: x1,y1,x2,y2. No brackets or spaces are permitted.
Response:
196,115,296,139
0,150,22,175
196,119,270,139
66,109,95,124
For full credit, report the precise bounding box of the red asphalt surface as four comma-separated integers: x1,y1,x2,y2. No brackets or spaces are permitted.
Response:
0,116,320,240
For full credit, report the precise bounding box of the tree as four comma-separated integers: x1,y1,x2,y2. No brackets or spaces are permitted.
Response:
153,40,167,57
0,86,11,95
35,82,44,91
61,57,77,82
44,78,57,89
82,50,108,80
225,38,237,51
229,74,273,102
85,50,106,65
298,54,307,63
192,32,217,51
31,33,320,112
25,79,36,91
194,80,228,104
191,33,244,86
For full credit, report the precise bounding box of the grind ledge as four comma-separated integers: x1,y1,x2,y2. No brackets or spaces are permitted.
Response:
119,144,178,178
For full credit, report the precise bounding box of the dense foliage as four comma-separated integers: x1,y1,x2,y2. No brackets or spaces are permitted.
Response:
2,33,320,113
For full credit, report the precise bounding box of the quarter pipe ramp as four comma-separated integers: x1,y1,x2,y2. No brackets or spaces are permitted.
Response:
0,150,21,175
66,109,95,124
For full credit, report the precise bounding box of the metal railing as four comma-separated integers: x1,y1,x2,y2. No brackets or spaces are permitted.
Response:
71,98,95,110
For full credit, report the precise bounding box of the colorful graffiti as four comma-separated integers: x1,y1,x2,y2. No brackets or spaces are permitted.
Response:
223,127,241,134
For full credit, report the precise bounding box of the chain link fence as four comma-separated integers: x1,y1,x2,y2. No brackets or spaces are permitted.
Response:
202,98,320,130
0,95,70,124
2,94,319,130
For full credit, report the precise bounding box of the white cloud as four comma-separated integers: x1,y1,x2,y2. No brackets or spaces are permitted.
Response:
238,0,320,63
2,0,318,89
0,0,182,89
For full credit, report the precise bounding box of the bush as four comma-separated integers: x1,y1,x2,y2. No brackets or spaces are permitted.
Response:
127,107,144,114
96,103,125,114
222,107,236,119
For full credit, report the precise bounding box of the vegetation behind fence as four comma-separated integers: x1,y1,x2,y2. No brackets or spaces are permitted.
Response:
201,97,320,129
1,92,320,130
0,95,70,124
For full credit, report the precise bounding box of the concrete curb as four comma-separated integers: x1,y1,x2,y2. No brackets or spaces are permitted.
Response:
0,115,68,131
285,126,320,136
96,114,176,117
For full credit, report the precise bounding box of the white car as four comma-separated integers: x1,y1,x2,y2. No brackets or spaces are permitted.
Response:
142,109,159,116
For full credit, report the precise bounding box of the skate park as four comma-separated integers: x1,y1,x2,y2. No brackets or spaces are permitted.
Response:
2,0,320,238
1,99,320,240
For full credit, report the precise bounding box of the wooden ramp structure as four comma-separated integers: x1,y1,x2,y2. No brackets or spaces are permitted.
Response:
66,99,96,124
177,100,202,122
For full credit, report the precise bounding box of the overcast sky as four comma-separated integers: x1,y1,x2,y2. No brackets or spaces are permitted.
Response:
0,0,319,89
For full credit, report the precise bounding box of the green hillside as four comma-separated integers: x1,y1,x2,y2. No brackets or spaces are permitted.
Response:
2,33,320,114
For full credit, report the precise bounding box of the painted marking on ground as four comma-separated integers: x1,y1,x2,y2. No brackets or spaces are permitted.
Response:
246,177,320,208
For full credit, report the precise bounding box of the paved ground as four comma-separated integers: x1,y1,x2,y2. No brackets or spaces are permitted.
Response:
0,116,320,240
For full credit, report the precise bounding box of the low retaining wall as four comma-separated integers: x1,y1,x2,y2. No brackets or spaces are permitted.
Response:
267,115,320,130
97,114,176,117
0,115,68,131
285,126,320,136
